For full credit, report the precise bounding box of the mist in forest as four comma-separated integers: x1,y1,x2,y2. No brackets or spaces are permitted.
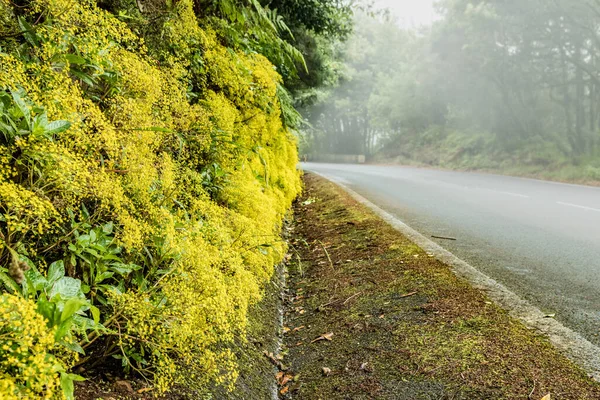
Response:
302,0,600,180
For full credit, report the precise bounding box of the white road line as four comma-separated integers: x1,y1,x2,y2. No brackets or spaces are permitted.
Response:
557,201,600,213
488,189,530,199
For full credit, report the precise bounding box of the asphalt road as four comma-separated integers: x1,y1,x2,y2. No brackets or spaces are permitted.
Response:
302,163,600,345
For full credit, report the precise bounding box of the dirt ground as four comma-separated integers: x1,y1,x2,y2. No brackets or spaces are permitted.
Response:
276,173,600,400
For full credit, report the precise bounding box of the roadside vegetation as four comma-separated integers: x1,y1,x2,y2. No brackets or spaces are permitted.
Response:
0,0,350,397
303,1,600,184
280,173,600,399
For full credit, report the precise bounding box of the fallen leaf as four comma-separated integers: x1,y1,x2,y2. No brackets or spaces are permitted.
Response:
137,387,153,394
280,386,290,395
399,291,418,298
540,395,551,400
293,325,306,332
263,351,288,371
322,367,332,376
280,374,293,386
114,380,134,394
311,332,334,343
283,326,291,334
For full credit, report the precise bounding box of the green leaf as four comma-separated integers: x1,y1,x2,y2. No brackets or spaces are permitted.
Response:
95,271,114,283
102,222,114,234
61,297,87,322
47,260,65,285
25,266,47,292
49,277,82,300
36,296,57,326
64,54,87,65
20,255,43,296
17,16,40,47
0,91,10,108
60,372,85,400
0,271,21,294
60,373,74,400
70,69,96,87
55,318,72,341
101,254,122,262
11,89,30,128
111,263,141,276
45,120,71,136
62,340,85,354
90,305,100,324
83,247,100,258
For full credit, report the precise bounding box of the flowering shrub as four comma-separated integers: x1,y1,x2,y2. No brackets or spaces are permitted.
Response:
0,294,63,399
0,0,301,395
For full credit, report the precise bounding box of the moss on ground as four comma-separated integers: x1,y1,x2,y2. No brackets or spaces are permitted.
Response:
278,173,600,399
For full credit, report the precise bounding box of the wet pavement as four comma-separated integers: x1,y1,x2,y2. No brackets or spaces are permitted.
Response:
302,163,600,346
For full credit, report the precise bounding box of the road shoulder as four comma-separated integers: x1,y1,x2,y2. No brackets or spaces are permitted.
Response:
278,173,600,399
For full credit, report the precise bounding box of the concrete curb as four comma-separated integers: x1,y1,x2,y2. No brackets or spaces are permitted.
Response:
310,170,600,381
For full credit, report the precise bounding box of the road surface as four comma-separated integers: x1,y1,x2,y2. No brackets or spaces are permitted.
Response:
302,163,600,345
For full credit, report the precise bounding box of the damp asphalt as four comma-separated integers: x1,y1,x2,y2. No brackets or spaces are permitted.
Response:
301,163,600,347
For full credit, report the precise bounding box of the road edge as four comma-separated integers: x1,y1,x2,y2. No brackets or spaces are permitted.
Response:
308,170,600,381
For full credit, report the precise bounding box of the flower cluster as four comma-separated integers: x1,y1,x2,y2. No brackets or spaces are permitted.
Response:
0,0,300,394
0,294,62,399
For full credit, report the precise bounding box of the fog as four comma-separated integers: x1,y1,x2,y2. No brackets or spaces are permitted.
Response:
375,0,436,27
302,0,600,182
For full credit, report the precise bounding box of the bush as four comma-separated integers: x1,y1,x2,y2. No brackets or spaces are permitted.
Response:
0,294,64,399
0,0,301,395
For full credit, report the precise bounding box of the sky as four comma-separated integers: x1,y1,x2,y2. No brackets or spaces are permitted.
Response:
374,0,437,28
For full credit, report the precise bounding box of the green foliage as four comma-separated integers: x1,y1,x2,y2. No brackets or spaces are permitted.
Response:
198,0,307,74
0,0,307,395
0,293,70,399
0,89,71,144
0,252,94,399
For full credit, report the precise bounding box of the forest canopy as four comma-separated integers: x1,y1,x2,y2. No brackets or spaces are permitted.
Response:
304,0,600,181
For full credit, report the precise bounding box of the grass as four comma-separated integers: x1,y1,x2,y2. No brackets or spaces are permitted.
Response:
278,173,600,399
